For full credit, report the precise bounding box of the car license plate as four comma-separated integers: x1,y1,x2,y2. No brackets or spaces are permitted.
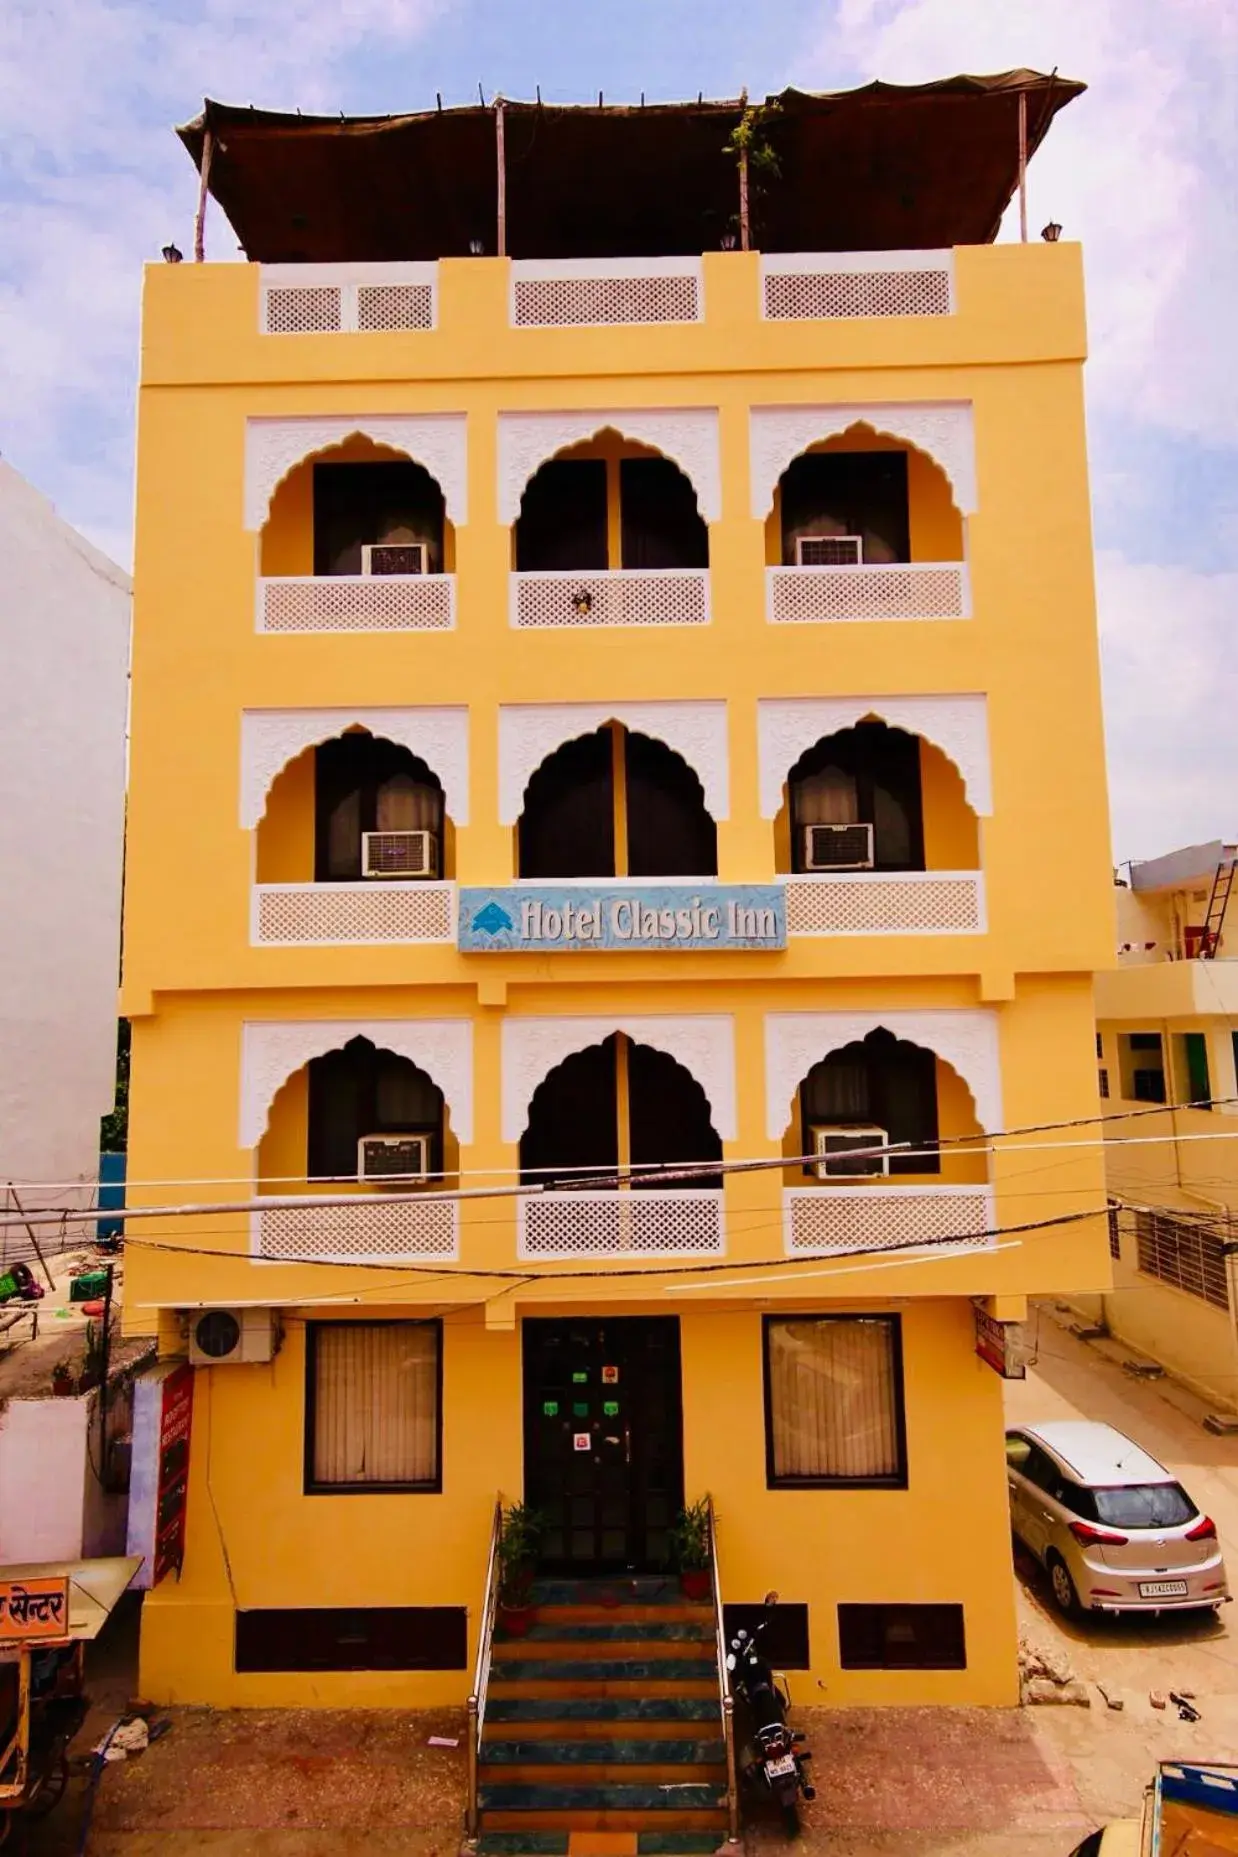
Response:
765,1754,796,1779
1139,1580,1189,1598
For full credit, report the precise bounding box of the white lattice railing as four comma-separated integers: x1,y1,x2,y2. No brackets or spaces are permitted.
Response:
258,575,456,633
785,873,985,937
783,1185,994,1259
511,257,703,328
519,1190,725,1260
767,564,969,623
259,263,437,334
511,568,710,629
252,883,455,947
253,1198,460,1263
761,251,955,322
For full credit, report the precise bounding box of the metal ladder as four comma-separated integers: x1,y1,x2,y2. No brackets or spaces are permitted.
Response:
1201,858,1236,958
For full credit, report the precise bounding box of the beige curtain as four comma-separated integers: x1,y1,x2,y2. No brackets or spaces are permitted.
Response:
796,766,858,827
768,1318,900,1480
376,774,440,834
312,1323,438,1486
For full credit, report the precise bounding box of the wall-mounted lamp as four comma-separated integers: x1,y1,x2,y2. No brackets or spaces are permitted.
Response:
1040,221,1062,243
720,231,737,251
161,243,183,263
468,237,485,256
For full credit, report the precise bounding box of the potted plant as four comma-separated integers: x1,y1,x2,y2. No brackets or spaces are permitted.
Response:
497,1502,544,1637
670,1497,712,1601
77,1320,106,1393
51,1359,76,1397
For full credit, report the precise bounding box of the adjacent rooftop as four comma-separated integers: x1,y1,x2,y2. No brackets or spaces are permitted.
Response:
178,71,1082,265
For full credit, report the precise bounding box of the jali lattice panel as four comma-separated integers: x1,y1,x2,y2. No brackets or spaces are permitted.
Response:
255,1199,460,1262
783,1187,994,1258
519,1191,725,1259
785,875,985,937
764,267,953,321
512,569,710,628
259,576,456,633
767,565,969,624
253,884,455,946
513,273,701,327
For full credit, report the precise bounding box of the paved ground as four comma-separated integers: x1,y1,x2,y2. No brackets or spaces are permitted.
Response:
16,1301,1238,1855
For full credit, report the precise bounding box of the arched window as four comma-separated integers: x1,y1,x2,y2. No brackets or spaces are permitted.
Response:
780,450,909,566
789,723,923,873
315,735,444,880
307,1037,444,1180
515,450,707,572
314,458,446,575
518,726,716,881
799,1030,939,1178
520,1035,722,1190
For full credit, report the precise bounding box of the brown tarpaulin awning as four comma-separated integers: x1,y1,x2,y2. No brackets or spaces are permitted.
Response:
177,71,1083,264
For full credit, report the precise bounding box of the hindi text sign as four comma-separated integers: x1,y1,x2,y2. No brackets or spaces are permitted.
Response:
0,1576,70,1642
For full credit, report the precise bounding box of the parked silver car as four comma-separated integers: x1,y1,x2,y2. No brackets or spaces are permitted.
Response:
1005,1420,1229,1616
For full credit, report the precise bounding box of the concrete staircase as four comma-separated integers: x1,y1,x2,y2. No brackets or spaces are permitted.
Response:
475,1577,729,1856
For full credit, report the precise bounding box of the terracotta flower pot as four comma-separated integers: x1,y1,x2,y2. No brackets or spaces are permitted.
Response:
680,1568,711,1602
499,1602,537,1638
52,1376,75,1398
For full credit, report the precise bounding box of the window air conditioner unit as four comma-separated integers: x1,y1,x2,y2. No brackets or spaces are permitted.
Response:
358,1133,431,1184
812,1126,890,1180
361,542,426,576
188,1307,278,1367
361,830,439,879
796,534,862,567
803,822,874,872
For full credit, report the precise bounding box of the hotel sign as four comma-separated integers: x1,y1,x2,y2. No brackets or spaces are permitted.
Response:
458,885,786,953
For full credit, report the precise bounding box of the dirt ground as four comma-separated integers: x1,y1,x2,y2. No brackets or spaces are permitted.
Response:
16,1302,1238,1856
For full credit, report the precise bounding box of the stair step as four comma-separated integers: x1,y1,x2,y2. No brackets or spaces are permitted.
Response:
534,1604,711,1628
481,1785,726,1814
482,1811,728,1834
504,1621,714,1646
481,1740,725,1769
486,1698,722,1727
491,1679,717,1702
496,1639,713,1663
484,1721,718,1744
490,1660,715,1684
483,1764,729,1788
475,1836,570,1855
529,1579,686,1608
637,1838,728,1855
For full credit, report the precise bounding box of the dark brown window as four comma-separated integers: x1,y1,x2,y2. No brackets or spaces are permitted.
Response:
762,1315,907,1489
305,1320,442,1494
788,723,924,873
1107,1203,1121,1262
236,1605,465,1671
838,1603,966,1670
620,457,708,568
1098,1067,1110,1099
517,726,716,881
306,1037,443,1181
780,451,910,565
315,735,444,882
1134,1210,1230,1311
313,460,445,575
799,1030,939,1178
516,458,607,571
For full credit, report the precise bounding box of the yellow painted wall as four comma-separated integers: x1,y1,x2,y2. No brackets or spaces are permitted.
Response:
138,1295,1017,1709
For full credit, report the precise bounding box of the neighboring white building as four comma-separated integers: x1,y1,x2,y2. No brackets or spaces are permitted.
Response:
0,460,129,1216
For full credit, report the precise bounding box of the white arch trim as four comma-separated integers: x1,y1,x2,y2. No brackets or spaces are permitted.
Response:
764,1009,1002,1140
749,401,977,518
240,1018,474,1149
757,694,991,818
497,408,721,525
502,1015,736,1144
499,700,728,824
240,707,469,829
243,413,468,532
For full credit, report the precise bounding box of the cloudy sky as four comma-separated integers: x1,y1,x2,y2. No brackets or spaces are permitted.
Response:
2,0,1235,860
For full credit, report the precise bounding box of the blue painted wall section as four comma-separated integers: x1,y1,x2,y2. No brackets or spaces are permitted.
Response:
458,885,787,952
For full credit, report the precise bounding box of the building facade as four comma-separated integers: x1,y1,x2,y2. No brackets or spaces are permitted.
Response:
0,461,129,1235
123,81,1113,1718
1092,845,1238,1412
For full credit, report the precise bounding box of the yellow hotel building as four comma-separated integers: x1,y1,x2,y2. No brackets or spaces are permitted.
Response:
123,72,1113,1831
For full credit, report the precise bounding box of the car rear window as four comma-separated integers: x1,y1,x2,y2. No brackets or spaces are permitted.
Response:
1092,1483,1195,1529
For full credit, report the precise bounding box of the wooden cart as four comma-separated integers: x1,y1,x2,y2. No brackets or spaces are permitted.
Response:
0,1556,141,1847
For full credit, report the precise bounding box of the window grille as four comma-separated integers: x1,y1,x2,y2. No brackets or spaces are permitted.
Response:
1133,1209,1230,1311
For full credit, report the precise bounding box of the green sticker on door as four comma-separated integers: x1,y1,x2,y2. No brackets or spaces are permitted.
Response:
542,1400,559,1417
603,1400,619,1417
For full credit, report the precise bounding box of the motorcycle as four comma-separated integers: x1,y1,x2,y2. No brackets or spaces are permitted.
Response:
726,1595,815,1835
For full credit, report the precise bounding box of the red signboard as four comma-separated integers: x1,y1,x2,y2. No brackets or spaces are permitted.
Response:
973,1303,1027,1380
153,1364,194,1584
0,1576,70,1642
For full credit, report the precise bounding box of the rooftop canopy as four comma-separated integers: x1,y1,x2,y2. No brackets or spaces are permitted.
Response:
178,71,1082,265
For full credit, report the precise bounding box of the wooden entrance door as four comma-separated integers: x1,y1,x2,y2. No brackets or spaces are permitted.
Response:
522,1316,684,1575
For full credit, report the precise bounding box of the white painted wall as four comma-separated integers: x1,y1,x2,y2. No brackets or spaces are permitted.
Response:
0,461,129,1200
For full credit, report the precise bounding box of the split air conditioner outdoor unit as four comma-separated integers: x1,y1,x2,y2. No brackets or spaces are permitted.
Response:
802,823,874,872
188,1307,278,1367
361,542,426,576
812,1126,890,1180
358,1133,432,1184
361,830,439,879
796,534,863,567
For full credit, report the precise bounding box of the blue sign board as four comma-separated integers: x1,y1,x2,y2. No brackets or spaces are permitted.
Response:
458,885,786,953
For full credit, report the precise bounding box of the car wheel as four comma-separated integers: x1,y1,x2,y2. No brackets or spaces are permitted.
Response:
1048,1552,1080,1616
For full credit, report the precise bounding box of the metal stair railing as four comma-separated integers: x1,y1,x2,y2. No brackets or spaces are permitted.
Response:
706,1493,741,1845
465,1495,504,1845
